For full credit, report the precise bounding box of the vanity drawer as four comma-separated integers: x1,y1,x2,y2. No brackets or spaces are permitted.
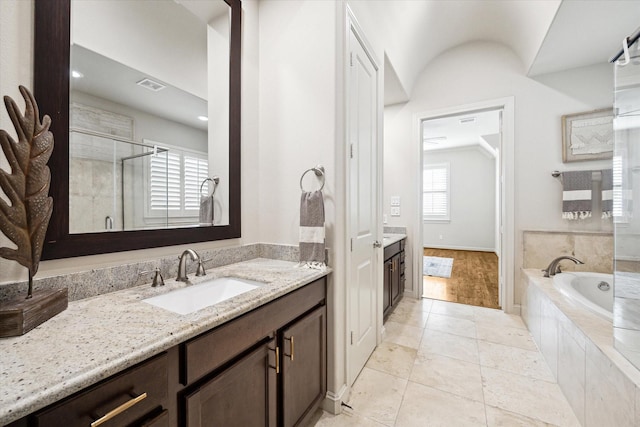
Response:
33,353,168,427
183,277,326,385
384,242,401,260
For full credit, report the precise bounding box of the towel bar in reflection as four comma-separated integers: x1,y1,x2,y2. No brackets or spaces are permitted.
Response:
200,176,220,196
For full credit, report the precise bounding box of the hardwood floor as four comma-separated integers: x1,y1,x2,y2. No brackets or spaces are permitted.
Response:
422,248,500,309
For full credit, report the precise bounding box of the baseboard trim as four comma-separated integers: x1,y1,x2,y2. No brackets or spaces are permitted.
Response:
507,303,521,315
423,244,496,253
322,383,349,415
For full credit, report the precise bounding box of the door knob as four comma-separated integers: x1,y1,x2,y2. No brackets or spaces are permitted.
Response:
373,241,382,248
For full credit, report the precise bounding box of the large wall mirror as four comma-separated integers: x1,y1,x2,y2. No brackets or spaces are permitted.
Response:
34,0,241,259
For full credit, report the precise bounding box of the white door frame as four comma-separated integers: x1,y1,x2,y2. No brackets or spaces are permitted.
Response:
344,6,383,386
413,97,516,313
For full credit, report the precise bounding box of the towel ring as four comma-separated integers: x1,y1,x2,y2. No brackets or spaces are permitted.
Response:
300,165,325,192
200,176,220,197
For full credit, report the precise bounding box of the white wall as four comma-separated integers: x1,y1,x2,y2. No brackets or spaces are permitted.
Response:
257,0,337,248
0,0,35,283
423,146,496,251
384,41,614,306
257,0,350,408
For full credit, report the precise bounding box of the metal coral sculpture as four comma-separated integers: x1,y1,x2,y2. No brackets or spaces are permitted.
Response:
0,86,54,299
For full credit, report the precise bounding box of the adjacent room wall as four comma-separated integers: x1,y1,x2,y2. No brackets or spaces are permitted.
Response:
384,41,613,307
423,146,496,252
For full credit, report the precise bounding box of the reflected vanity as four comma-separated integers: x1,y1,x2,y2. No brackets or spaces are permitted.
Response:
34,0,241,259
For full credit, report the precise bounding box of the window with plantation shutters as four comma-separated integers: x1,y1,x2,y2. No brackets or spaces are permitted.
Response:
150,151,181,211
146,142,208,220
184,155,209,211
423,163,450,221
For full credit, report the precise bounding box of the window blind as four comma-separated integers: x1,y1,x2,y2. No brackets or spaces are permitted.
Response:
184,155,209,211
150,151,181,211
423,165,449,219
149,150,208,214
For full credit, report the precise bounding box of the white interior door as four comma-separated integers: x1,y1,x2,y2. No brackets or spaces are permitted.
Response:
347,26,378,386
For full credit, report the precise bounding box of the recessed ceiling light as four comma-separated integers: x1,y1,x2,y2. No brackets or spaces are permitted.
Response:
136,78,166,92
71,70,84,79
197,116,208,122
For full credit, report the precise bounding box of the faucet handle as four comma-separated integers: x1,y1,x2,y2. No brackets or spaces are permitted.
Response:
139,267,165,287
196,258,210,277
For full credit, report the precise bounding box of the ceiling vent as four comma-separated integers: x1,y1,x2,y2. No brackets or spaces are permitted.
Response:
459,117,476,124
136,78,166,92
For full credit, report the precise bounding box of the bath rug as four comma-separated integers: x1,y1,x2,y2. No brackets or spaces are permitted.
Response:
423,256,453,278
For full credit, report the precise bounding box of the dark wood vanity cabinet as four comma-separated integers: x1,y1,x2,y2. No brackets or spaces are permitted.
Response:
183,279,327,427
281,306,327,426
184,339,278,427
18,277,327,427
32,353,170,427
184,303,327,427
383,239,405,319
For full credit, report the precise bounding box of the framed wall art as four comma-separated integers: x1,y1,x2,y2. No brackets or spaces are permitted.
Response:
562,108,614,162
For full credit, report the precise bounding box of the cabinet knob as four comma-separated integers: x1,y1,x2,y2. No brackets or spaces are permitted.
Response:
373,241,382,248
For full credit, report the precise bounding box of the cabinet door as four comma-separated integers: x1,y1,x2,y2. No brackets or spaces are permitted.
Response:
391,254,401,306
383,259,392,316
281,306,326,427
184,339,277,427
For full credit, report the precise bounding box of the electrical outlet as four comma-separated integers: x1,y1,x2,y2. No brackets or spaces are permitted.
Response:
391,207,400,217
390,196,400,207
439,234,443,240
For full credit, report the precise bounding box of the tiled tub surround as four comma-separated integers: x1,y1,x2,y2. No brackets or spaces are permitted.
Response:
522,269,640,426
523,230,613,274
0,254,330,425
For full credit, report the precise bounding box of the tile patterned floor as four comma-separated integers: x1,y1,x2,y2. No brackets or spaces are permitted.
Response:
314,298,580,427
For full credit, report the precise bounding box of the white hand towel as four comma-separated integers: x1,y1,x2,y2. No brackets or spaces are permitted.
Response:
199,196,213,225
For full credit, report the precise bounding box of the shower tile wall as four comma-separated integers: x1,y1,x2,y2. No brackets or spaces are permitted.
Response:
69,103,134,233
523,231,613,273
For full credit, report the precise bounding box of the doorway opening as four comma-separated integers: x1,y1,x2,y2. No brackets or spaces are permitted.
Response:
420,108,502,309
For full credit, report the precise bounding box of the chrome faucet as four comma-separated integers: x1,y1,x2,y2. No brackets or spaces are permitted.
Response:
177,249,205,282
543,256,584,277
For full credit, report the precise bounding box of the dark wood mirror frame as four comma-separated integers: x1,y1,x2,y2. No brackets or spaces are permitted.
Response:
34,0,241,260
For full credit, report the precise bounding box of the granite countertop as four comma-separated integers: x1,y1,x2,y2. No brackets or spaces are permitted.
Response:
0,258,330,425
383,233,407,248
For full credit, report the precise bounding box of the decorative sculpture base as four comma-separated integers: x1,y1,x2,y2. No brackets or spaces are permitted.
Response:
0,288,68,338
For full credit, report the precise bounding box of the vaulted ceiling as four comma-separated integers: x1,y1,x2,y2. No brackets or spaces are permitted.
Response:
372,0,640,105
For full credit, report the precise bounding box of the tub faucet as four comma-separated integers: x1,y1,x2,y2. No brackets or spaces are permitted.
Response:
177,249,204,282
543,256,584,277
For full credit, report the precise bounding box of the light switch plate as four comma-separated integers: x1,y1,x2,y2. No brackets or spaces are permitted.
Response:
391,207,400,216
390,196,401,207
383,214,388,224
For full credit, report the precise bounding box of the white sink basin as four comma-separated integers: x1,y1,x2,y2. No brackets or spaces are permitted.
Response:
143,277,265,315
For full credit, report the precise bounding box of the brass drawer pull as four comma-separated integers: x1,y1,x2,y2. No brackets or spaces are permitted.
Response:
91,392,147,427
269,346,280,373
284,336,295,361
